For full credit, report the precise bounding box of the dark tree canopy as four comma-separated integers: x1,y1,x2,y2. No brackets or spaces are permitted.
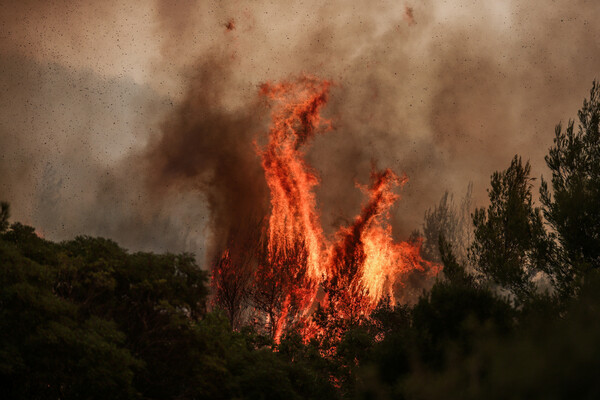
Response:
541,80,600,297
469,156,551,302
0,202,9,233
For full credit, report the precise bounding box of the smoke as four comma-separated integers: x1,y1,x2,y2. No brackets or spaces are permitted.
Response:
0,0,599,266
143,57,269,257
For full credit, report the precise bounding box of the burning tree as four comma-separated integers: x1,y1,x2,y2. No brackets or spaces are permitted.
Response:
318,168,438,342
324,169,408,322
259,76,331,284
211,220,264,330
212,249,253,330
251,238,315,341
211,75,440,341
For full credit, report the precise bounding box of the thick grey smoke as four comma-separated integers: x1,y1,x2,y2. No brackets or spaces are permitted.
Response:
0,0,599,266
142,57,269,257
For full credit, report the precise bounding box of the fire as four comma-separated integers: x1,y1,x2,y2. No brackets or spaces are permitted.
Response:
330,169,410,305
212,76,440,341
259,76,330,282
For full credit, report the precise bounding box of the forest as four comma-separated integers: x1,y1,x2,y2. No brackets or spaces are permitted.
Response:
1,81,600,400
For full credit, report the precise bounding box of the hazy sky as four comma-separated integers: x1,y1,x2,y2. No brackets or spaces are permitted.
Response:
1,0,599,266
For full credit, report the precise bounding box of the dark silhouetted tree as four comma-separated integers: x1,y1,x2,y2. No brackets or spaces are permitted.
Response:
0,202,9,233
0,229,140,399
212,220,264,330
541,80,600,297
470,156,551,302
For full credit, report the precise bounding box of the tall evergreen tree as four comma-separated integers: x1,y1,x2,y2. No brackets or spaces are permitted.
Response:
541,81,600,297
470,156,551,302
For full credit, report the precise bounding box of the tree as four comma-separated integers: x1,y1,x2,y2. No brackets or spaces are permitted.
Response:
541,80,600,297
6,231,213,400
212,250,254,329
422,191,457,263
0,202,9,233
250,238,313,340
0,212,340,399
212,220,263,330
422,183,474,264
439,234,473,287
400,271,600,400
0,234,140,399
469,156,551,302
412,280,514,368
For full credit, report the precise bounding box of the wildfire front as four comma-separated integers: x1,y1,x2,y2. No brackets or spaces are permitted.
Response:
212,76,440,342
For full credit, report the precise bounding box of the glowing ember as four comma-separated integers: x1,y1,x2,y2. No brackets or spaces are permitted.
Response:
224,18,235,31
212,76,440,341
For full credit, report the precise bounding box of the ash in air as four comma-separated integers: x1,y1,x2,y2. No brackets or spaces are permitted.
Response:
1,0,599,264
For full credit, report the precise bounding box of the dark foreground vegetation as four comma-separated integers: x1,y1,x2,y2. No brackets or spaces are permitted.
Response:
2,82,600,399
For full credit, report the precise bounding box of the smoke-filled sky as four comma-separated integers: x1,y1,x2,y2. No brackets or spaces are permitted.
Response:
1,0,599,266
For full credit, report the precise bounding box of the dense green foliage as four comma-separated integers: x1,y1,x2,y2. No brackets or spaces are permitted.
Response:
0,220,338,399
541,81,600,297
2,82,600,399
470,156,552,302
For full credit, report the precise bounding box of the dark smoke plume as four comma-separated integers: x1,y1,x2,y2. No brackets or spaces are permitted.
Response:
142,57,269,259
1,0,600,269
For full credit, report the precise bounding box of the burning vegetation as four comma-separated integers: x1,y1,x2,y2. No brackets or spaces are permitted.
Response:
2,80,600,399
212,77,440,341
3,1,600,398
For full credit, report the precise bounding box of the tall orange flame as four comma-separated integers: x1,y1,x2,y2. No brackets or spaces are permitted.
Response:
259,76,330,283
213,76,440,341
